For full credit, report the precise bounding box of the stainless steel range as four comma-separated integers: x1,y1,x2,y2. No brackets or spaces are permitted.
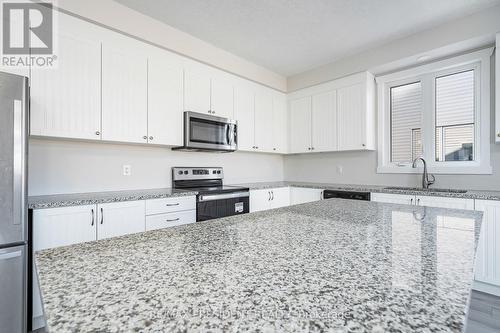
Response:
172,167,249,221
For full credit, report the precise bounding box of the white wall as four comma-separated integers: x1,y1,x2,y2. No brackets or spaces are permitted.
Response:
28,139,284,196
51,0,286,91
287,4,500,91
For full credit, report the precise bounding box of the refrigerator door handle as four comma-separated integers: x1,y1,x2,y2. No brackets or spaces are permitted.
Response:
12,99,24,226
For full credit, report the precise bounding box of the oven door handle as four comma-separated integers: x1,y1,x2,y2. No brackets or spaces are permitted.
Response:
198,191,249,202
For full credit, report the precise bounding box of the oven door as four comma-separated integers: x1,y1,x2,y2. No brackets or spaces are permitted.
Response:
197,192,249,222
185,112,237,151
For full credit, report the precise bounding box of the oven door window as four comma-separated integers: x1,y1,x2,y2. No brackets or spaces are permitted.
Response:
189,118,228,145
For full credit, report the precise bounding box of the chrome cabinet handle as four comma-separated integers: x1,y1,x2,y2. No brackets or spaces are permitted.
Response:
410,198,414,205
95,131,100,136
143,136,147,140
362,144,366,147
166,203,180,206
271,191,274,201
268,191,271,201
149,136,153,140
166,218,180,222
100,208,103,224
417,198,421,205
497,133,500,138
91,209,94,226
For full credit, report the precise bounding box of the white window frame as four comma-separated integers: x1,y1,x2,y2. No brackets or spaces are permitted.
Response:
376,47,493,175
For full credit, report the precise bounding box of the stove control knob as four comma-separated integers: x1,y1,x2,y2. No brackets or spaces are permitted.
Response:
212,170,216,174
217,170,221,174
178,171,183,175
183,171,188,175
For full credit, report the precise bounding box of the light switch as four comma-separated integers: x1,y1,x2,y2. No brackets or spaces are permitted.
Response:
123,165,132,176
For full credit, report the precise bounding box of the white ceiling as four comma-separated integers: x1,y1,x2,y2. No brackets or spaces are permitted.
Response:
114,0,500,76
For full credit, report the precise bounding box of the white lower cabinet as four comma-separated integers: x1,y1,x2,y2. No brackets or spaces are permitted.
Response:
474,200,500,294
371,192,474,210
250,187,290,213
146,210,196,231
290,187,324,205
371,193,415,205
96,201,146,240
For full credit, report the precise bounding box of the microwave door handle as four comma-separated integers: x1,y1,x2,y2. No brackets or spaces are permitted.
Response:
226,125,232,145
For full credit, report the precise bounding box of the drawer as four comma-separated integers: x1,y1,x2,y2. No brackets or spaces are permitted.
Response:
145,210,196,231
145,196,196,215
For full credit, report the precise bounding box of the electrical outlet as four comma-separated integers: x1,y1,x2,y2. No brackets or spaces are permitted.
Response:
123,165,132,176
337,165,343,175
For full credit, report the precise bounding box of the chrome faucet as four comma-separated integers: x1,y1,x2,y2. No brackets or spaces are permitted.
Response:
412,157,435,189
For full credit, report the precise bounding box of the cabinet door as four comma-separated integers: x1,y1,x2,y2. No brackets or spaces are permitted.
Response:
474,200,500,287
184,66,211,114
33,205,97,250
337,83,365,151
234,84,255,151
290,188,323,205
415,196,474,210
30,15,101,140
32,205,97,324
97,201,145,240
289,97,312,153
272,93,287,153
101,40,148,143
250,189,271,213
270,187,290,209
254,89,274,152
496,33,500,143
370,193,415,205
147,50,184,146
211,76,234,118
312,91,337,152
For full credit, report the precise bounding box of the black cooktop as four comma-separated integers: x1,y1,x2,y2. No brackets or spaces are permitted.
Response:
185,185,249,195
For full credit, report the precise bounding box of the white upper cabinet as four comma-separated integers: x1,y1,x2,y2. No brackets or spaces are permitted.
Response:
30,14,102,140
288,71,375,154
272,93,288,153
312,91,337,152
289,96,312,153
184,63,212,114
97,201,145,240
101,34,148,144
147,48,184,146
337,73,375,151
337,83,365,151
234,83,255,151
254,88,274,152
210,74,234,118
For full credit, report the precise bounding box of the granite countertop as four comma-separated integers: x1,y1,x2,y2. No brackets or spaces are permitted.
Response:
234,181,500,201
36,199,482,332
28,181,500,209
28,188,197,209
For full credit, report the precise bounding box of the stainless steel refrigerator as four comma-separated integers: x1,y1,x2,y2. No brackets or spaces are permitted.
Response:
0,71,29,333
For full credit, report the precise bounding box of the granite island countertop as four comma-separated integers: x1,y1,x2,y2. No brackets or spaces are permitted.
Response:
35,199,482,332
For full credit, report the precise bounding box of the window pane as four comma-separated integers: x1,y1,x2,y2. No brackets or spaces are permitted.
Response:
435,70,475,161
390,82,422,163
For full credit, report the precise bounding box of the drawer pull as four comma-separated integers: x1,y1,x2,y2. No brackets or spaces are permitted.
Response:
166,203,180,206
166,218,180,222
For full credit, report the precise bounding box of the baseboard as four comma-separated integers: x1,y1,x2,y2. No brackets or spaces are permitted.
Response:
473,280,500,297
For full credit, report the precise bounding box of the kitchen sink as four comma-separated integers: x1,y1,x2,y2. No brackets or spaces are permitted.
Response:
383,186,467,194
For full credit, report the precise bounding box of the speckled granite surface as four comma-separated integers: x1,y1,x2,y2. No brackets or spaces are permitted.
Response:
36,199,482,332
233,181,500,201
28,188,197,209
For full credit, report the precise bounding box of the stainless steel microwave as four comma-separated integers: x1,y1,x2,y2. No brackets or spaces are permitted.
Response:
172,111,238,152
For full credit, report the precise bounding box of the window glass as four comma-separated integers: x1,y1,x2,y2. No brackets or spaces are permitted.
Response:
390,82,422,163
435,70,475,161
